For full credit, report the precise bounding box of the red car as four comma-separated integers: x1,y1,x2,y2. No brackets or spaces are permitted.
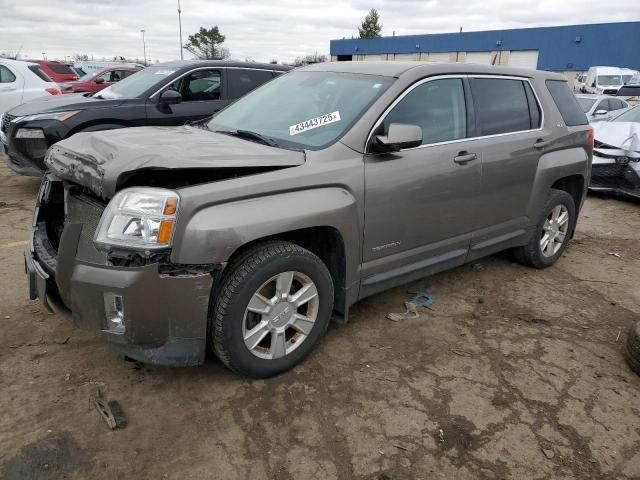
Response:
25,60,78,83
60,66,141,94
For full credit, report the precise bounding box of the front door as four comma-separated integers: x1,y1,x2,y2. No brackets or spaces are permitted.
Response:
362,77,481,287
146,68,227,126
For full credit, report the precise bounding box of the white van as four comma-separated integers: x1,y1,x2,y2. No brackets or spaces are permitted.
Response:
584,66,624,94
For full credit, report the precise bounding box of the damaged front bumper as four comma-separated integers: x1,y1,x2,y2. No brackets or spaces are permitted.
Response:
26,179,214,366
589,148,640,200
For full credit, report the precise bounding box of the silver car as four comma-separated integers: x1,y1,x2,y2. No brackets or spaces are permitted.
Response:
575,94,629,122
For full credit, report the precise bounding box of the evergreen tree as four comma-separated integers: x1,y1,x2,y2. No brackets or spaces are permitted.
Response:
358,9,382,38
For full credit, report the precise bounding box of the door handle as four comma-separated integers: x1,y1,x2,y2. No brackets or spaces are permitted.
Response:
453,152,477,164
533,139,550,149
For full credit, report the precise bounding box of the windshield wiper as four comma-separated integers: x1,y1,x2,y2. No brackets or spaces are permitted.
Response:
216,129,279,147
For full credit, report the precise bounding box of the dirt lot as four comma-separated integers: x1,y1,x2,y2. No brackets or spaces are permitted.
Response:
0,156,639,480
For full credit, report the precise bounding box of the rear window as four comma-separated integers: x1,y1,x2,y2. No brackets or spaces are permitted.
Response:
545,80,588,126
28,65,53,82
48,63,75,74
469,78,537,136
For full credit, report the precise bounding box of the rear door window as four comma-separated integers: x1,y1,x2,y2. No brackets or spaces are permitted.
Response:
609,99,626,111
383,78,467,145
228,69,274,99
0,65,17,83
545,80,588,126
469,78,534,135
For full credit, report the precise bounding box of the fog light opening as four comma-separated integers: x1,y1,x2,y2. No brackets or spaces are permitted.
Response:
104,293,125,334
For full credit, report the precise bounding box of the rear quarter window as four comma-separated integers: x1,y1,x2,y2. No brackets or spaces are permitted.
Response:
28,65,53,82
545,80,588,126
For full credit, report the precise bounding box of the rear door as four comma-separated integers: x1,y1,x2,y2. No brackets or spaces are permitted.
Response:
145,68,226,126
466,76,546,257
0,63,24,115
362,76,481,288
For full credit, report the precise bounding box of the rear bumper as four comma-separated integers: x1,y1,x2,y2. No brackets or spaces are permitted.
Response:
25,228,214,367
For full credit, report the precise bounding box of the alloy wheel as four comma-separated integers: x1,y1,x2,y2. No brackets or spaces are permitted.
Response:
242,271,319,360
540,204,570,257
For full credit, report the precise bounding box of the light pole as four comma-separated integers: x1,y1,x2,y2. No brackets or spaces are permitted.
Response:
140,29,147,66
178,0,184,60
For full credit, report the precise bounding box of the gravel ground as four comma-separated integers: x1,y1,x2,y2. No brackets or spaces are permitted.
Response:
0,156,639,480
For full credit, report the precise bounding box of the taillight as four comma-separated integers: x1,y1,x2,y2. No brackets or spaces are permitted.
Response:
587,125,594,150
45,88,61,96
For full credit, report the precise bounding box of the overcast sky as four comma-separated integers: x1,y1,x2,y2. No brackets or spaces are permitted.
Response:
0,0,637,64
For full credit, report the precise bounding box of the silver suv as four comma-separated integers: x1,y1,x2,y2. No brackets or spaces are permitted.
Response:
27,62,593,377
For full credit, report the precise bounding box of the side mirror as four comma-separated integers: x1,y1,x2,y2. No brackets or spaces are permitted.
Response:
95,78,105,84
159,89,182,106
591,82,596,88
594,109,608,116
374,123,422,152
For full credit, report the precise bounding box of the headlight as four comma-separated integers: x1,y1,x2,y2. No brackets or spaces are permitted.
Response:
94,187,180,250
20,111,80,122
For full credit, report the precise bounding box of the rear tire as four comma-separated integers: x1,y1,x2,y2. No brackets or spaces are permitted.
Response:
514,189,576,269
211,241,333,378
626,321,640,376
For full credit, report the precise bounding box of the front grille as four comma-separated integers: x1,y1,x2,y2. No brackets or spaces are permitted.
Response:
67,193,108,264
591,164,640,189
1,113,16,133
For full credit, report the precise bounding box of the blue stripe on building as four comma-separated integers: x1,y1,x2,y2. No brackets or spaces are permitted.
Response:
330,22,640,71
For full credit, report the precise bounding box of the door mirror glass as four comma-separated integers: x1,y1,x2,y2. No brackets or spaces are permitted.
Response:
159,89,182,105
94,77,105,84
375,123,422,151
594,109,607,116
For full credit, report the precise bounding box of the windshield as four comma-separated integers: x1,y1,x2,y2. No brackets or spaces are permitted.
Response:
612,106,640,123
597,75,622,86
576,97,596,113
97,67,177,99
207,71,394,150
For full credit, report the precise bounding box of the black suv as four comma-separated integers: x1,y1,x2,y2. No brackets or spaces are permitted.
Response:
1,60,290,175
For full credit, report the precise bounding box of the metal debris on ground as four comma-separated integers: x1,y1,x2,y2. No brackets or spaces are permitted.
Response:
386,302,419,322
92,389,127,430
386,291,435,321
409,291,434,309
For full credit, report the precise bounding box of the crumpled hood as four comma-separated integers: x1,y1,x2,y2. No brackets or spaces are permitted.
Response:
593,122,640,159
45,125,305,199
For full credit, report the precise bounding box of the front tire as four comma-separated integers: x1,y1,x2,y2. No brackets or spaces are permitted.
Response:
514,189,576,269
211,241,333,378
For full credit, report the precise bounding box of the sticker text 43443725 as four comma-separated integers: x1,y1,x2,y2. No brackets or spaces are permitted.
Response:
289,111,341,136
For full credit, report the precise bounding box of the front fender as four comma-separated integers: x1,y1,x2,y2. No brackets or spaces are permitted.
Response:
170,187,361,282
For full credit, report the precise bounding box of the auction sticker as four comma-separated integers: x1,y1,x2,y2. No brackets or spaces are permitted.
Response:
289,111,341,136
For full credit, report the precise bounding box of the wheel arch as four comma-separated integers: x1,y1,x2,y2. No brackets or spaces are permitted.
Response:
551,174,585,211
222,227,348,320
